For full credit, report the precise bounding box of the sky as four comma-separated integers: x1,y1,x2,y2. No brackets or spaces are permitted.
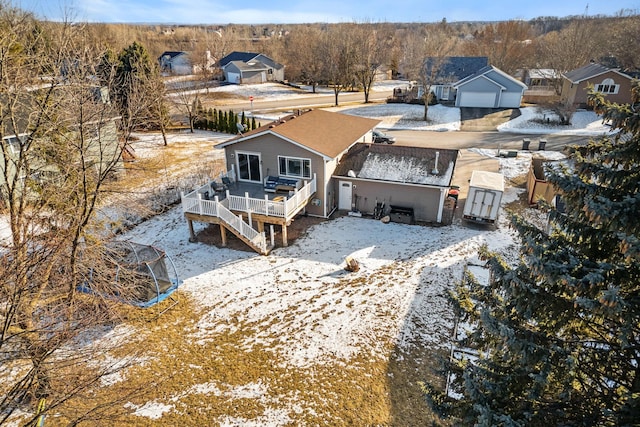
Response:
17,0,640,25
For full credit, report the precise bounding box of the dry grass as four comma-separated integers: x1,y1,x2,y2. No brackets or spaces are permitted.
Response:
48,289,449,426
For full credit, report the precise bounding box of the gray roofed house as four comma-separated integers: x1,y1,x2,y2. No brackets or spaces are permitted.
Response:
561,62,634,107
158,50,215,75
422,56,489,103
452,65,526,108
219,51,285,84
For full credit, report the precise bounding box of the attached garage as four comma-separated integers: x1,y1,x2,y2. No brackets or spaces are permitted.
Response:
332,144,459,224
458,92,497,108
454,65,526,109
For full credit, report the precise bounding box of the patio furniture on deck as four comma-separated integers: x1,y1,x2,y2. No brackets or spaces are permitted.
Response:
264,175,300,193
211,180,227,194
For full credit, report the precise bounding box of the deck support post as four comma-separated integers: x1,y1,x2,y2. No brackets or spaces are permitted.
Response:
220,224,227,247
187,219,197,242
281,224,288,247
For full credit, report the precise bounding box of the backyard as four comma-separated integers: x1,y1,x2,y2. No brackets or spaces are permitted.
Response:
2,82,610,426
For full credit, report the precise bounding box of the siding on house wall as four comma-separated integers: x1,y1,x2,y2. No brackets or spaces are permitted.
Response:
565,70,634,106
223,133,327,217
332,178,445,223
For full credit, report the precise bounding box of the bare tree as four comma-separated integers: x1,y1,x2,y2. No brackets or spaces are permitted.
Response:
404,25,458,121
351,23,388,103
464,20,536,75
169,86,202,132
283,25,324,92
0,5,152,424
320,25,358,107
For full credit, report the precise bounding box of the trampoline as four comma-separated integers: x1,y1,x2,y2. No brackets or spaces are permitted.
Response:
80,241,181,311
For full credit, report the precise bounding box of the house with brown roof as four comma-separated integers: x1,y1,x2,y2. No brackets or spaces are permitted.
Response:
181,109,459,254
216,109,380,218
561,63,634,107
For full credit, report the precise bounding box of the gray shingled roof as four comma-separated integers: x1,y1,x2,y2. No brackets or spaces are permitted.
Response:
563,63,625,83
424,56,489,83
218,51,260,67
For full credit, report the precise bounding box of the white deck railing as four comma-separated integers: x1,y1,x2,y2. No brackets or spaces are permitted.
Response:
181,189,266,252
181,174,316,252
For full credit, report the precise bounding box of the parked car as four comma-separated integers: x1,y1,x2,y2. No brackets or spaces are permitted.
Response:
372,129,395,144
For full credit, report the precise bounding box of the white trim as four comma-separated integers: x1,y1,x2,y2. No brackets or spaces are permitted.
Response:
235,150,262,183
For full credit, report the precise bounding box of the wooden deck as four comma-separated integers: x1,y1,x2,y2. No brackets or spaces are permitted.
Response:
181,176,317,253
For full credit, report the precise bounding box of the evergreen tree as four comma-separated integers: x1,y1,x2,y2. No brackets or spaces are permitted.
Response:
211,108,217,131
438,82,640,426
222,110,228,133
251,116,257,130
218,109,224,132
228,109,235,134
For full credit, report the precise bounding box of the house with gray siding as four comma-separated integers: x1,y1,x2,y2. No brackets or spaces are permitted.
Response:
216,109,380,218
219,51,285,84
453,65,526,108
422,56,489,103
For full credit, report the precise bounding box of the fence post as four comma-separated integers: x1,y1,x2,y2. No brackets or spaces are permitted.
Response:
197,192,203,215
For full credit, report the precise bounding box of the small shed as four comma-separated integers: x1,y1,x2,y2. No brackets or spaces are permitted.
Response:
526,157,557,206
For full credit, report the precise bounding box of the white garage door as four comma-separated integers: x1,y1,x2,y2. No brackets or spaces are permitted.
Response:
499,92,523,108
226,72,240,84
459,92,496,108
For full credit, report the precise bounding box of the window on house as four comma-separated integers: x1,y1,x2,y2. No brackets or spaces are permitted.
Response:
278,156,311,179
3,134,27,154
596,78,619,94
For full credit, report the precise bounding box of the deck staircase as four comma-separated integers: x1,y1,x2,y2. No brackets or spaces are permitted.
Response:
214,202,273,255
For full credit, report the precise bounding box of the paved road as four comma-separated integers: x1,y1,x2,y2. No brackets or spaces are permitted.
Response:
219,89,591,152
215,89,394,113
385,129,591,152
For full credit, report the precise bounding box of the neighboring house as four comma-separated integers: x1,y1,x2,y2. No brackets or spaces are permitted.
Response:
522,68,561,91
0,85,122,196
519,68,561,104
421,56,489,103
453,65,527,108
158,50,215,75
218,51,285,84
333,144,458,224
216,109,380,218
561,62,634,107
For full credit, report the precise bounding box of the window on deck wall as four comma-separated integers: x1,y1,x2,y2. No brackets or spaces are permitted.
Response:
278,156,311,179
596,78,619,94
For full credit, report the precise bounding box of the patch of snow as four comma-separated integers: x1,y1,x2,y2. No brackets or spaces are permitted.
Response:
329,103,461,131
498,107,613,135
125,401,174,419
358,155,454,186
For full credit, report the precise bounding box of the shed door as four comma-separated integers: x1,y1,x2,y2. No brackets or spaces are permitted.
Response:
459,91,496,108
338,181,353,210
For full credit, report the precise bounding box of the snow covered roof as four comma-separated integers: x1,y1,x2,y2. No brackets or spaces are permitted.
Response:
333,143,457,187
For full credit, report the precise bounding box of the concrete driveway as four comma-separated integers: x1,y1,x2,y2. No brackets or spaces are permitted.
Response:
460,107,522,131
